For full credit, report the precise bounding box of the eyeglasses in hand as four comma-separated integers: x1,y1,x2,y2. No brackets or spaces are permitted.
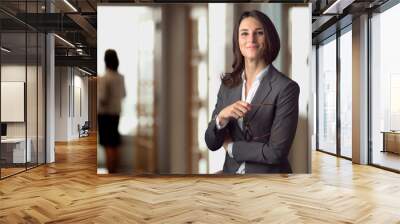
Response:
243,103,273,142
250,103,274,107
244,122,270,142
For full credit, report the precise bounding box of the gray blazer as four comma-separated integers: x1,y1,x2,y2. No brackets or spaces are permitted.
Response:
205,65,300,174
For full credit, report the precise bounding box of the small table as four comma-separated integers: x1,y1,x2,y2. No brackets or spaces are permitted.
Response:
1,138,31,163
381,131,400,154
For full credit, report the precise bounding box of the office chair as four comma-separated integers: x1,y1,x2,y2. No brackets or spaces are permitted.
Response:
79,121,90,138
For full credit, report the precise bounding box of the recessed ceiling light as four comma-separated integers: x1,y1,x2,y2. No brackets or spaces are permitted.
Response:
1,47,11,53
77,67,93,76
54,34,75,48
63,0,78,12
322,0,355,15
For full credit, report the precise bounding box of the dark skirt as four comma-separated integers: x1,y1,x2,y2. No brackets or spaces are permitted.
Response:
98,114,121,147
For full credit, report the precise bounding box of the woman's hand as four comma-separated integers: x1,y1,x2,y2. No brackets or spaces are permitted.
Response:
217,100,251,125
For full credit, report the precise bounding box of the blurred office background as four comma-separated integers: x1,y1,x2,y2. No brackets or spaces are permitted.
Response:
97,3,311,174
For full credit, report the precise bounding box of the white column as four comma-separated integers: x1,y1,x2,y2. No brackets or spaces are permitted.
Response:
288,5,312,173
208,3,230,174
352,14,369,164
166,6,189,173
46,33,55,163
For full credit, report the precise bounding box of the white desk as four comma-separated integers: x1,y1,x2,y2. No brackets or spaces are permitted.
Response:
1,138,31,163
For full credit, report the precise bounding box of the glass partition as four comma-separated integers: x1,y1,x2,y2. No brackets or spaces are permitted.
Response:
1,31,27,177
0,1,46,179
38,32,45,165
317,36,337,155
27,31,38,169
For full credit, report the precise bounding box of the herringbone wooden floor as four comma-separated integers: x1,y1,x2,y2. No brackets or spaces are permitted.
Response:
1,135,400,223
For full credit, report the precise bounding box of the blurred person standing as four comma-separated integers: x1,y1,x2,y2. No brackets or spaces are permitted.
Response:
98,49,126,173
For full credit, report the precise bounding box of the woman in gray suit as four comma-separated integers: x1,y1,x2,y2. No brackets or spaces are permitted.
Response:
205,10,300,174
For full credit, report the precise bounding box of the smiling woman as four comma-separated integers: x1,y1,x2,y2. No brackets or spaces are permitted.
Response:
238,17,266,61
205,10,300,174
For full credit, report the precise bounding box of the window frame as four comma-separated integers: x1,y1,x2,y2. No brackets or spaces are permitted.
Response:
315,24,353,161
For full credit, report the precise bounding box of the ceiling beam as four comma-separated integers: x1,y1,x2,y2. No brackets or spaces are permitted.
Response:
55,55,96,72
67,13,97,39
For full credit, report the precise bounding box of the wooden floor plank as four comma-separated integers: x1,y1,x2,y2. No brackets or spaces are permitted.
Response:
0,134,400,223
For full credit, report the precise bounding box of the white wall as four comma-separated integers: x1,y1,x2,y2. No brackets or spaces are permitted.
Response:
72,73,89,138
1,65,26,81
288,6,312,173
311,45,317,151
54,67,89,141
1,65,37,137
1,64,46,163
55,67,68,141
208,3,231,173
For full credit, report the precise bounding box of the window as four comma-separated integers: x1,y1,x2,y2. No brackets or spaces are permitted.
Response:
339,28,352,158
317,36,337,155
370,2,400,171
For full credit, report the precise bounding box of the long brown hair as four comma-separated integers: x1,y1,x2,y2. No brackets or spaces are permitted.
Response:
221,10,280,88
